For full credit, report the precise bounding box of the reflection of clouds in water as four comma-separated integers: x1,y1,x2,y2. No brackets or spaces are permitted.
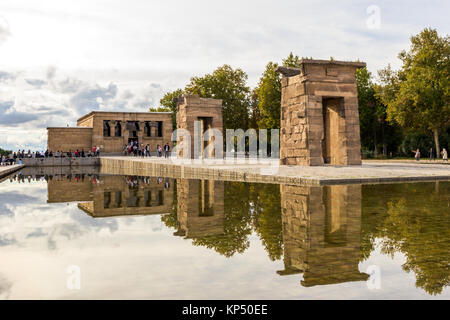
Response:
0,192,39,218
0,235,16,247
0,274,12,300
26,228,47,239
0,179,168,252
0,192,40,204
70,210,119,234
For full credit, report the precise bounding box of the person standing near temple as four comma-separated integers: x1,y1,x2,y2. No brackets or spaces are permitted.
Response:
441,148,448,162
412,148,420,161
164,142,170,158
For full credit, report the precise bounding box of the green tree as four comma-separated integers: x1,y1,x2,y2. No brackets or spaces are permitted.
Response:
159,88,184,129
149,106,171,112
357,67,400,156
0,148,11,156
256,62,282,129
185,65,251,130
282,52,302,68
357,67,378,155
249,88,260,129
377,28,450,155
256,52,301,129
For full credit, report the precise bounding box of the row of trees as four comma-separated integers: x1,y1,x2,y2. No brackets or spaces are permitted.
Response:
157,28,449,158
359,28,449,157
0,148,11,157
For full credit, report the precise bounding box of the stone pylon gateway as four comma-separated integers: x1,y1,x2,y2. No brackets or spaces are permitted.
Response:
277,59,365,166
176,94,223,159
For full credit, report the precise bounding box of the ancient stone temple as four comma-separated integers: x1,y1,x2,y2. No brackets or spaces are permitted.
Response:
47,111,173,154
277,59,365,166
176,95,223,159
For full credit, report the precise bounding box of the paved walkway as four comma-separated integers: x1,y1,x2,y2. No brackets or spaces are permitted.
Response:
0,164,25,179
100,157,450,185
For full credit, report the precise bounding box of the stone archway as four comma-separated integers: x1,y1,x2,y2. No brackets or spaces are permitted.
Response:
175,95,223,159
277,59,365,166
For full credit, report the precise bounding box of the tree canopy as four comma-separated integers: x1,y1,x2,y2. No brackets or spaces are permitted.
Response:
255,52,301,129
376,28,450,153
185,65,251,130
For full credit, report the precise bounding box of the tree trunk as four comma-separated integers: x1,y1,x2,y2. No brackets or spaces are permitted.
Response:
373,122,378,157
381,118,387,156
433,129,440,159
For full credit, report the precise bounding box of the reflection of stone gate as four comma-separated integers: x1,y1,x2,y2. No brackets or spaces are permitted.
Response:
277,59,365,166
174,179,225,238
278,184,368,286
176,95,223,159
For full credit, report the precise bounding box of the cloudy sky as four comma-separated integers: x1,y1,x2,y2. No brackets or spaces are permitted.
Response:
0,0,449,151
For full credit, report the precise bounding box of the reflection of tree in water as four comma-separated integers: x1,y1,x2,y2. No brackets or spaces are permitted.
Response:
361,182,450,295
161,180,178,229
161,178,449,294
161,181,283,259
250,184,282,261
191,182,252,258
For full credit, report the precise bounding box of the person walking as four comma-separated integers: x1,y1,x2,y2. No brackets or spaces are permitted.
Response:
164,142,170,158
429,147,435,161
441,148,448,162
412,149,420,161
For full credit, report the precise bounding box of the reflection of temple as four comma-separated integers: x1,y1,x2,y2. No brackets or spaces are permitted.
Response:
46,174,174,217
278,184,368,286
174,179,224,238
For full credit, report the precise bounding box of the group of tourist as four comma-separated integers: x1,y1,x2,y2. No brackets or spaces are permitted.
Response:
412,148,448,162
124,141,171,158
8,173,102,184
1,146,102,165
125,175,171,189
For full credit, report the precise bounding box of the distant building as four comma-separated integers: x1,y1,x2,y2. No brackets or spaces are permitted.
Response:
47,111,173,153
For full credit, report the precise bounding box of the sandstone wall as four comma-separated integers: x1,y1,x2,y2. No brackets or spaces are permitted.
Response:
47,127,93,152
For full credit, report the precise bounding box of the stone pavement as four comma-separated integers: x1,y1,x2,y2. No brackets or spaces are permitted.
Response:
100,156,450,185
0,164,25,180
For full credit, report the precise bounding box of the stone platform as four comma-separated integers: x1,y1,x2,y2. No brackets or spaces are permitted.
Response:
0,164,25,180
99,156,450,186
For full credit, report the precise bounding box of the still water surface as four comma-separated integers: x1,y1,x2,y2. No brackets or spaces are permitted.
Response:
0,167,448,299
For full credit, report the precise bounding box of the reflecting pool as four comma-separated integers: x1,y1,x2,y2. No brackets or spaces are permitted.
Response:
0,167,448,299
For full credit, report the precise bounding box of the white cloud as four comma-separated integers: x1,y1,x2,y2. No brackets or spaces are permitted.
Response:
0,16,10,45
